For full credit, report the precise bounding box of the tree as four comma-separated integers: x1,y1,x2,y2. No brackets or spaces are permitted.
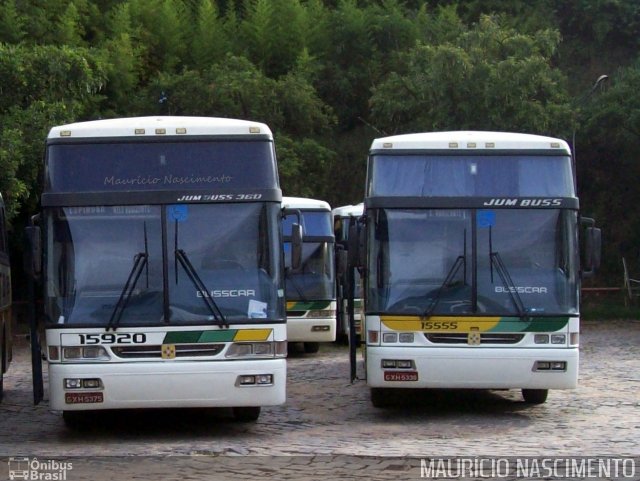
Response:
370,15,571,136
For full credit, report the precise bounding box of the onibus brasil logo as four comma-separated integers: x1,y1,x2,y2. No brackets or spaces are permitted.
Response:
8,457,72,480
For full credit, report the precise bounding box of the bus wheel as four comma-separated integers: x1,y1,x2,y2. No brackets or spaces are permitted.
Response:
522,389,548,404
303,342,320,354
370,388,392,408
62,411,89,429
232,406,261,422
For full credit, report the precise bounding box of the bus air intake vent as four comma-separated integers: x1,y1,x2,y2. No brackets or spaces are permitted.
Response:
112,344,225,358
424,333,525,344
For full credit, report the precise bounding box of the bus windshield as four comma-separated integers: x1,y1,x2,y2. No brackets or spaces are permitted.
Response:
368,154,575,197
367,208,579,316
45,203,284,327
283,211,335,301
46,140,278,192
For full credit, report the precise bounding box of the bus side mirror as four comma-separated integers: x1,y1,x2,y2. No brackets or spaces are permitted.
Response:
25,226,42,278
347,217,365,270
581,217,601,278
336,245,347,278
290,223,303,272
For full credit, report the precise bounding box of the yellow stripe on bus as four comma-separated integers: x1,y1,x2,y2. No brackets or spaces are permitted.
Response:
233,329,273,341
381,316,502,332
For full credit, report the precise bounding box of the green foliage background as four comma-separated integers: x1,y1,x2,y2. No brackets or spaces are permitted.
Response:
1,0,639,287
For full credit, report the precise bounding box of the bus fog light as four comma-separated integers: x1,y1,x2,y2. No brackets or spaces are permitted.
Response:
551,334,566,344
534,334,549,344
399,333,414,343
238,375,256,385
311,325,330,332
396,360,413,369
256,374,273,385
82,378,102,389
550,361,566,371
382,333,397,343
534,361,550,371
64,378,82,389
381,359,396,368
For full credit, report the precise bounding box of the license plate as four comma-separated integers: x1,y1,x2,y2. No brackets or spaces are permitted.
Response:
384,371,418,382
65,392,104,404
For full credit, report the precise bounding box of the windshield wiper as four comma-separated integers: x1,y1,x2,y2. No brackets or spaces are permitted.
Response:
106,223,150,331
106,252,148,331
175,249,229,328
488,226,528,320
490,251,528,320
172,220,228,328
422,254,466,319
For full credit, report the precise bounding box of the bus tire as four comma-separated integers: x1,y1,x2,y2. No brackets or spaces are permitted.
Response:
522,389,548,404
303,342,319,354
370,388,392,408
232,406,261,422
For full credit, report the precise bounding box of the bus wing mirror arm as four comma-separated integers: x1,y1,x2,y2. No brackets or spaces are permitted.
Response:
290,223,303,272
581,217,602,278
25,225,42,278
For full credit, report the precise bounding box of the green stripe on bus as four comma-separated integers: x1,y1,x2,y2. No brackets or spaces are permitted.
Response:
163,330,237,343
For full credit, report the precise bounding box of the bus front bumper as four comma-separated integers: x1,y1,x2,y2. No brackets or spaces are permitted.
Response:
48,359,286,411
366,346,578,390
287,317,336,342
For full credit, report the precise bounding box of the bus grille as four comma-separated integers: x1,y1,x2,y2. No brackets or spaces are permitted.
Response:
112,343,225,358
424,333,525,344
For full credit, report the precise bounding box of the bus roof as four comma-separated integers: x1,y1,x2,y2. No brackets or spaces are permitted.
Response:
332,203,363,217
282,196,331,211
370,131,570,154
48,116,273,139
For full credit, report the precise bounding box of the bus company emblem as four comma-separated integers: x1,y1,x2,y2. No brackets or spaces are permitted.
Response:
483,198,562,207
468,330,481,346
161,344,176,359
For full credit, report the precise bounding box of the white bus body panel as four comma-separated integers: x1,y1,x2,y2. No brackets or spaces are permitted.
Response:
49,359,286,411
287,305,337,342
367,347,578,389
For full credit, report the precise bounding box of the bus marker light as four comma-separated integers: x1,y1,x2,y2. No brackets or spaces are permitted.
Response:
134,128,145,135
311,325,330,332
59,130,71,137
249,126,261,133
155,128,166,135
48,346,60,361
176,128,187,134
368,330,379,344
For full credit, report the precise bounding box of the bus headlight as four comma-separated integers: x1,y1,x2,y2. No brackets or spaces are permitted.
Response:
306,309,336,318
62,346,110,361
226,342,285,358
